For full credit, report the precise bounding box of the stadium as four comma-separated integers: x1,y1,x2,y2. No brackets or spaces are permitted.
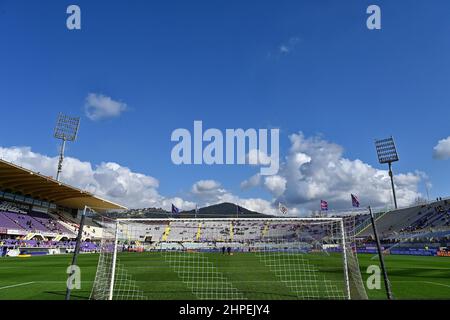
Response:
0,155,449,300
1,1,450,307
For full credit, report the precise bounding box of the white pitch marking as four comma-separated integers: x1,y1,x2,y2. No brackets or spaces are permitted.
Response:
423,281,450,289
0,282,35,290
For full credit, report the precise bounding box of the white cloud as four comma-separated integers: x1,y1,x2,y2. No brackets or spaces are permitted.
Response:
247,149,271,166
1,131,426,217
0,145,272,214
160,197,196,212
279,45,290,54
189,179,276,215
267,37,302,59
279,37,300,55
235,197,275,215
242,133,424,212
85,93,127,121
191,180,224,195
240,174,261,190
264,175,286,197
433,136,450,160
0,146,197,211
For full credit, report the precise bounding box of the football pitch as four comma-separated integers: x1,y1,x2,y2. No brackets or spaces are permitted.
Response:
0,253,449,300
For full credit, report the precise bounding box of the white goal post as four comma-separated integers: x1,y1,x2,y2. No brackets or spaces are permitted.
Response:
90,217,367,300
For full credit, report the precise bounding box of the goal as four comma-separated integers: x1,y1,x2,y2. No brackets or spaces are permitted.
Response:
90,218,367,300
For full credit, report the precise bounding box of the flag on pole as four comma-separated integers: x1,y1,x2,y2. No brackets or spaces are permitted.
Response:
351,194,360,208
195,204,200,218
278,202,288,214
236,204,244,216
320,200,328,211
171,204,180,214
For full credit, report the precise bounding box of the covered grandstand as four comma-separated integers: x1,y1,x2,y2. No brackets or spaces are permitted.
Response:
0,159,125,211
0,159,126,255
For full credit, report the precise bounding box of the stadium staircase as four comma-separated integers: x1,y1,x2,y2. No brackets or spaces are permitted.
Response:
261,221,270,237
229,221,234,241
24,232,39,240
162,224,171,241
55,219,77,233
53,235,65,241
196,222,202,241
355,210,387,236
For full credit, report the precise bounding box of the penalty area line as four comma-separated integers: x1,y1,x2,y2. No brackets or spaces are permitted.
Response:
0,282,35,290
423,281,450,289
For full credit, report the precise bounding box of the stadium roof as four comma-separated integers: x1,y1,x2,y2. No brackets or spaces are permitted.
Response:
0,159,127,211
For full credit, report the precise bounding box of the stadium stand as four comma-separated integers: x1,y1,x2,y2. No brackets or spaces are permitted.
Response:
353,199,450,257
1,158,449,259
358,199,450,238
0,158,125,256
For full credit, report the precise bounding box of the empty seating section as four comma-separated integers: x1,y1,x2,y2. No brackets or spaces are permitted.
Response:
166,221,198,241
359,200,450,237
83,225,103,239
122,223,168,242
401,204,450,231
29,211,74,234
126,220,340,244
0,201,27,214
230,222,265,241
125,204,448,244
1,239,98,252
2,211,47,231
0,203,105,240
0,209,76,236
49,210,102,239
0,212,22,230
145,223,167,240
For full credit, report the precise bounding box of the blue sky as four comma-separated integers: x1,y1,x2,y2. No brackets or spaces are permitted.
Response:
0,0,449,213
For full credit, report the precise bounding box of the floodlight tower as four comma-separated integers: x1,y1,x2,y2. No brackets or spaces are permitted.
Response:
54,113,80,181
375,136,399,209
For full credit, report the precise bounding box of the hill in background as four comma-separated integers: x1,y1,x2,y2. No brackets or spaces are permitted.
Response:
108,202,272,218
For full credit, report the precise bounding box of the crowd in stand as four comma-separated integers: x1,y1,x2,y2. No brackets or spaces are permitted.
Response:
0,201,103,256
0,238,99,252
0,200,77,236
399,203,450,233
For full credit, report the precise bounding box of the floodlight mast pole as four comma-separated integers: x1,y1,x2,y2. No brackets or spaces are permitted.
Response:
388,162,398,209
56,138,66,181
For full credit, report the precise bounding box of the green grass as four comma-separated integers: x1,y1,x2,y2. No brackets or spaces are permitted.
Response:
0,252,449,300
358,254,450,299
111,251,348,300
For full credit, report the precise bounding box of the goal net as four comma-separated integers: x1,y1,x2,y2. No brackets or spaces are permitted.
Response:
90,218,367,300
